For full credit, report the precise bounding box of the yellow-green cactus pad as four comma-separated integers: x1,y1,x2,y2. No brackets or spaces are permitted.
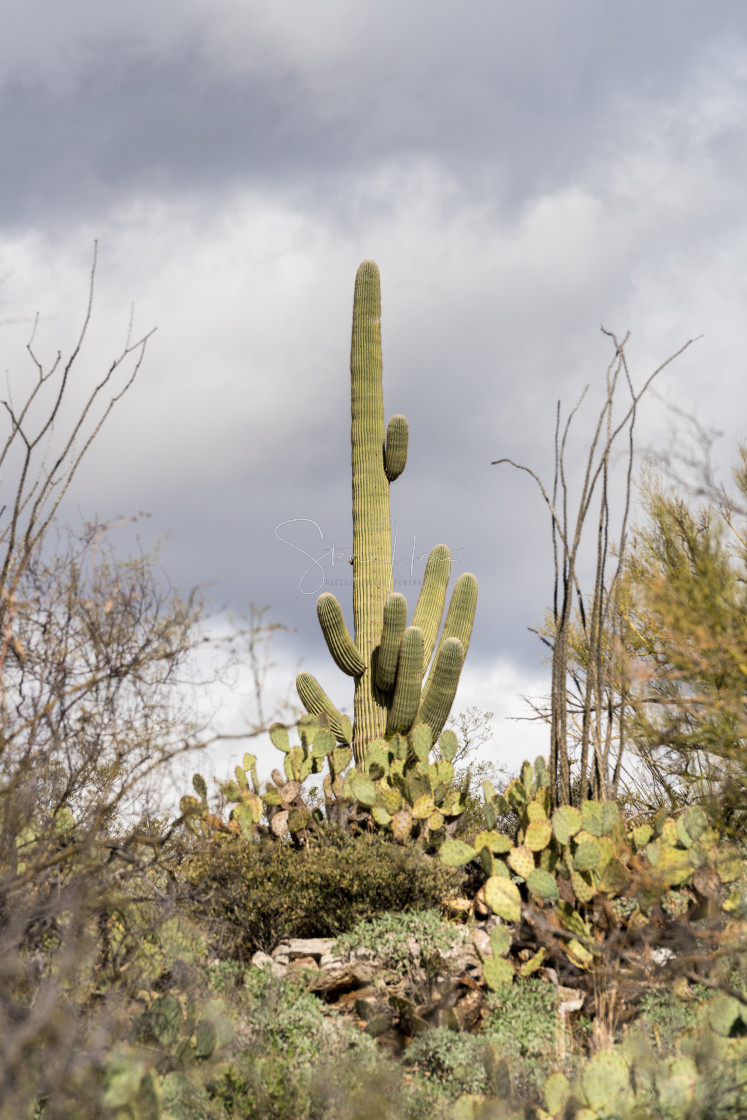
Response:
581,1050,630,1111
526,869,559,902
581,800,619,837
390,807,414,842
508,845,535,879
378,786,402,814
597,856,631,896
482,956,514,989
439,838,477,867
349,772,376,807
438,729,459,762
269,723,290,753
552,805,582,845
484,875,522,923
544,1072,571,1117
525,819,553,851
473,829,512,854
412,793,436,819
571,870,596,904
573,839,603,873
490,926,512,956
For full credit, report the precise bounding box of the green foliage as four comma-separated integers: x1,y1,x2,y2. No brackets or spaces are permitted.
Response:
637,984,712,1052
403,1028,494,1099
207,967,384,1120
240,965,364,1066
182,827,461,957
333,909,466,984
616,464,747,826
100,983,235,1120
483,980,558,1067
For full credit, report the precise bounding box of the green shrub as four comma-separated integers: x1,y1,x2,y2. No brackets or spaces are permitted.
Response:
403,1028,493,1099
482,978,559,1101
182,825,462,958
637,984,711,1052
334,909,466,970
211,967,381,1120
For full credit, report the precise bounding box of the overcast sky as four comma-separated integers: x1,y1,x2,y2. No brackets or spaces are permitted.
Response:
3,2,747,774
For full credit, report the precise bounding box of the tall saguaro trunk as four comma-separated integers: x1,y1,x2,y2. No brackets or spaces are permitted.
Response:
350,262,391,759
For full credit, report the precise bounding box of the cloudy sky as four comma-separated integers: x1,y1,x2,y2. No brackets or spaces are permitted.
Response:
3,1,747,774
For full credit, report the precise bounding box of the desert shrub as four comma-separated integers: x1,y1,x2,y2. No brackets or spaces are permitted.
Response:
182,825,463,958
636,983,712,1052
403,1028,493,1099
210,965,382,1120
483,978,559,1103
334,909,466,968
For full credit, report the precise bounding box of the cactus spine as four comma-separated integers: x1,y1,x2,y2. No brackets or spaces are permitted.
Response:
296,261,478,764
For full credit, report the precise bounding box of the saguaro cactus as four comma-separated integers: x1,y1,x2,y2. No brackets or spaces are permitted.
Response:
296,261,477,764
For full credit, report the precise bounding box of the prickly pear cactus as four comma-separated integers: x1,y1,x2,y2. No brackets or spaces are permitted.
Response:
439,754,747,977
535,991,747,1120
294,262,478,764
102,990,235,1119
181,715,469,848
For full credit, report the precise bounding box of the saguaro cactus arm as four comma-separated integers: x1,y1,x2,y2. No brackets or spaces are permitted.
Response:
436,572,478,660
316,592,366,676
296,672,346,742
411,543,452,668
384,414,409,481
416,636,465,742
385,625,424,735
375,592,407,691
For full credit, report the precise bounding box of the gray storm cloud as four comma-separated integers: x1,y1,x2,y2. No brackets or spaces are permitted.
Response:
2,2,747,768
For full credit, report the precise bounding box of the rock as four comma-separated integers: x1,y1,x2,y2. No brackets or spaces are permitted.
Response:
453,988,484,1031
250,950,285,976
364,1013,395,1037
319,954,342,969
287,955,319,972
287,938,336,959
271,942,291,965
305,961,377,995
557,986,585,1017
354,996,381,1020
250,950,273,968
441,943,482,978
